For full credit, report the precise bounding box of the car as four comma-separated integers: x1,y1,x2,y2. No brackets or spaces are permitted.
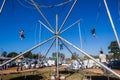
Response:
107,60,120,69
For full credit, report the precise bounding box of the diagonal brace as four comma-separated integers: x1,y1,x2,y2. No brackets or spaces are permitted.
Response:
58,36,120,78
30,0,55,33
0,36,55,67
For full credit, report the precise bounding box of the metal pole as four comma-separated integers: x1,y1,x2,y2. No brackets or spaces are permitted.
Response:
58,36,120,78
103,0,120,49
0,36,55,67
56,14,59,78
60,19,80,34
0,0,6,13
38,23,41,61
41,39,55,62
59,39,83,67
30,0,55,33
38,20,54,34
56,14,58,34
58,0,78,33
78,22,82,49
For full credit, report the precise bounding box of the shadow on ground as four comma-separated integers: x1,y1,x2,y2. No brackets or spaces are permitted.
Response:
10,75,44,80
86,76,120,80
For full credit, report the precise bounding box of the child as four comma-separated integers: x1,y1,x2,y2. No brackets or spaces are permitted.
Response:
19,30,25,40
91,28,96,37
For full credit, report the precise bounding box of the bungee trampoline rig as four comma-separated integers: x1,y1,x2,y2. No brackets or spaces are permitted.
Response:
0,0,120,79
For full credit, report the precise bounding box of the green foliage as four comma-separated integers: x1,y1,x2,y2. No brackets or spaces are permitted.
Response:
32,54,38,59
7,52,18,57
1,51,7,57
108,41,120,60
52,52,65,61
23,51,33,59
71,52,79,60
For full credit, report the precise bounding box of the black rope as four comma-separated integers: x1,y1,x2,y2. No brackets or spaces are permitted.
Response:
94,1,102,26
118,0,120,20
11,0,21,31
91,1,102,38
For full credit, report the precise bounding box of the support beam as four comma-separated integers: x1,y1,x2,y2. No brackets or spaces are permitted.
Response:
56,37,59,78
58,0,78,33
59,39,83,67
38,20,54,34
58,36,120,78
56,14,58,34
41,39,55,62
103,0,120,49
30,0,55,33
56,14,59,78
78,22,82,49
0,36,55,67
0,0,6,13
60,19,80,34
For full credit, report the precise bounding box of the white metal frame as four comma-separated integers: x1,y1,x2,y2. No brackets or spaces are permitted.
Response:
0,0,6,13
104,0,120,49
0,0,120,79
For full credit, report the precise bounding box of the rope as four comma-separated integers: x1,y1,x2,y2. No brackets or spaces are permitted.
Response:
94,1,102,26
118,0,120,20
34,23,38,44
91,1,101,38
11,0,21,31
35,22,42,54
17,0,35,9
38,0,72,8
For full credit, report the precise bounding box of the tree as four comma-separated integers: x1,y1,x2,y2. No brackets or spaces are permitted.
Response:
52,52,65,61
108,41,120,60
71,52,79,60
60,53,65,61
7,52,18,57
23,51,33,59
1,51,7,57
32,54,38,59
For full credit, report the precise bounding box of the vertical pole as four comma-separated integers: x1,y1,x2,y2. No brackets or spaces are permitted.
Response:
78,22,82,49
56,14,59,78
56,14,58,34
103,0,120,49
38,23,41,61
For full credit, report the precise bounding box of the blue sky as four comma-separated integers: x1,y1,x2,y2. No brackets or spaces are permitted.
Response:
0,0,120,58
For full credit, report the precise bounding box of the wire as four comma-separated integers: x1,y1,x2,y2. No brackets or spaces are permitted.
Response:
17,0,35,9
35,23,38,44
94,1,102,26
38,0,72,8
118,0,120,20
11,0,21,31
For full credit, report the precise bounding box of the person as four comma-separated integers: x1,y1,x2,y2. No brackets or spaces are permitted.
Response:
16,52,24,71
91,28,96,37
19,30,25,40
99,50,107,73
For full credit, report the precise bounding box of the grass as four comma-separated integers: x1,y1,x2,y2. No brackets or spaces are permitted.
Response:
0,68,120,80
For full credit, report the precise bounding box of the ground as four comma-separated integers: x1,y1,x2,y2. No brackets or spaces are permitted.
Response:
0,66,120,80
